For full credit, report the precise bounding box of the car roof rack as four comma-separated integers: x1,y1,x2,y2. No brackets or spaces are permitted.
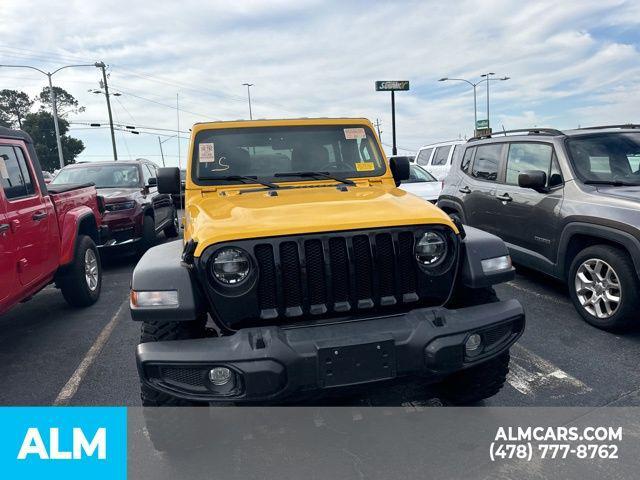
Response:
468,128,564,142
576,124,640,131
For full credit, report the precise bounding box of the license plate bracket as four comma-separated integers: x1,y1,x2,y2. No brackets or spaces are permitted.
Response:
318,339,396,387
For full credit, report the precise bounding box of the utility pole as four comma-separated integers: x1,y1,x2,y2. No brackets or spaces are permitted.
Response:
95,62,118,160
481,73,495,130
158,136,165,167
242,83,253,120
374,118,382,139
0,63,97,169
390,91,397,155
176,93,181,169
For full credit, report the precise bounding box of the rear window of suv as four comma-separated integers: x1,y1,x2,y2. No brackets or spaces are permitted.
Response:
431,146,451,166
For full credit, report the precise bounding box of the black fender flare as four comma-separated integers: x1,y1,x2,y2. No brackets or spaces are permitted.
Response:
437,197,466,222
459,226,515,288
558,222,640,279
130,240,206,322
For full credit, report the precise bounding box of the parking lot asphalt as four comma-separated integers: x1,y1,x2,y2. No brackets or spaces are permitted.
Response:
1,226,639,408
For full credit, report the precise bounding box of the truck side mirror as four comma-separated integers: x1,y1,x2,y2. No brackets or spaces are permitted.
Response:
389,156,410,186
518,170,547,192
157,167,181,195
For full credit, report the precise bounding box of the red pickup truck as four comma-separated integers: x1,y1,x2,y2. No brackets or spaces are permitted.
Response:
0,127,106,315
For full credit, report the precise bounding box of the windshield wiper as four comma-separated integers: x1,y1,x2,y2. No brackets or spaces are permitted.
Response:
219,175,280,189
274,171,356,186
583,180,640,186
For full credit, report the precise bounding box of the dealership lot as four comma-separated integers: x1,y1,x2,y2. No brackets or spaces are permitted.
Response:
0,227,639,407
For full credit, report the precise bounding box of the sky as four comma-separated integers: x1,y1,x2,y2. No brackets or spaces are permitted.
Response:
1,0,639,166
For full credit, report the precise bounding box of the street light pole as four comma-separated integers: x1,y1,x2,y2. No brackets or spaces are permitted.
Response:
439,74,509,135
242,83,254,120
0,63,96,169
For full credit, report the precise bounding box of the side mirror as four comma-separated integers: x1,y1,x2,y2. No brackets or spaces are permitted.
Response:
147,177,157,187
157,167,181,195
389,156,410,186
518,170,547,192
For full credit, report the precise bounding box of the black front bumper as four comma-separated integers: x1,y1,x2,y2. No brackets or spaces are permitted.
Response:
136,300,525,403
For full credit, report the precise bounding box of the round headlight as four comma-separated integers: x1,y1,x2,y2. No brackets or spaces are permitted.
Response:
211,248,251,284
415,231,448,267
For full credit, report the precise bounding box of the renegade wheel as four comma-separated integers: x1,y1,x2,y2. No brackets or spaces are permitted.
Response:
163,210,180,238
58,235,102,307
139,318,209,452
568,245,639,330
439,351,510,405
137,215,156,255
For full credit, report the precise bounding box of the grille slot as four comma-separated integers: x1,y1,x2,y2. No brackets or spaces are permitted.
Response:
352,235,374,308
305,240,327,313
280,241,303,317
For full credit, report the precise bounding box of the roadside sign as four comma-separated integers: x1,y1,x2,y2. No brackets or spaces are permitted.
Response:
375,81,410,91
476,127,492,137
476,119,489,129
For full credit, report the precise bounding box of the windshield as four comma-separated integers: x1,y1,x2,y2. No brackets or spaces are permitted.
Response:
566,132,640,185
193,125,385,184
51,164,141,188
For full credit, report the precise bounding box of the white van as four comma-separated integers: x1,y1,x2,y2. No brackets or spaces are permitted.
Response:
413,139,465,181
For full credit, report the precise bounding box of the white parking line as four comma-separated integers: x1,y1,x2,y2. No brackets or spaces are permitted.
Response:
507,344,592,397
53,298,128,406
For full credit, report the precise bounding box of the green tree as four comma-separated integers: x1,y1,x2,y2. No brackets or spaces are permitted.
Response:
37,86,85,117
0,89,34,128
22,111,84,171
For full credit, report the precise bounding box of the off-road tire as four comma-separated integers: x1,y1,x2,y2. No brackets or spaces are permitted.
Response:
439,351,510,405
58,235,102,307
163,209,180,238
137,215,156,255
139,318,208,452
568,245,639,331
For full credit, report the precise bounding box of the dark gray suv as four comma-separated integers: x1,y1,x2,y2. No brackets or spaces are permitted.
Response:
438,125,640,330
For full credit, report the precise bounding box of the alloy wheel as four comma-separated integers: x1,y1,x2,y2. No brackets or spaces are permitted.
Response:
574,258,621,319
84,249,99,291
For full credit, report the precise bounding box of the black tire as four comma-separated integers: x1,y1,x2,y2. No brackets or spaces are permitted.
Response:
163,209,180,238
139,318,208,452
58,235,102,307
439,351,510,405
567,245,639,331
136,215,156,255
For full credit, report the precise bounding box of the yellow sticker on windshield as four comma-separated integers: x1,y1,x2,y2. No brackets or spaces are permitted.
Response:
355,162,375,172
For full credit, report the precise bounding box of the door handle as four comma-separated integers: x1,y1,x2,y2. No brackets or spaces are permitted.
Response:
32,211,48,221
497,193,513,202
458,186,471,194
0,223,9,233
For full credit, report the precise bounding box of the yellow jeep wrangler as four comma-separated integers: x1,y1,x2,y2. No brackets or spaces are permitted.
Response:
131,118,524,407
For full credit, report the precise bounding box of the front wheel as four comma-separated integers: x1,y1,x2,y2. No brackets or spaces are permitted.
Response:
568,245,639,331
136,215,156,255
58,235,102,307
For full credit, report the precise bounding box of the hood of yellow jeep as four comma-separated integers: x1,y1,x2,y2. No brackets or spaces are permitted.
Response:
186,183,457,256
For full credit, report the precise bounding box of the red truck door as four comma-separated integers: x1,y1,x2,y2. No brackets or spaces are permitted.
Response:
0,143,55,287
0,188,16,304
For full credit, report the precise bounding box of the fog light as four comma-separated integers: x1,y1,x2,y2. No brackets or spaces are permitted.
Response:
209,367,232,386
465,334,482,354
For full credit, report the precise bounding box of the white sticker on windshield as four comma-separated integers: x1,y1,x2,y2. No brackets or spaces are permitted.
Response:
199,143,215,163
344,128,366,140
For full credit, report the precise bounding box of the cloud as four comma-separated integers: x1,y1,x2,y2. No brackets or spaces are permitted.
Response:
0,0,639,162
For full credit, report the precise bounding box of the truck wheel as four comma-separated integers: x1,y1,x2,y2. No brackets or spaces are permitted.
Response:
59,235,102,307
568,245,639,331
139,318,208,452
439,351,510,405
137,215,156,255
163,210,180,238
